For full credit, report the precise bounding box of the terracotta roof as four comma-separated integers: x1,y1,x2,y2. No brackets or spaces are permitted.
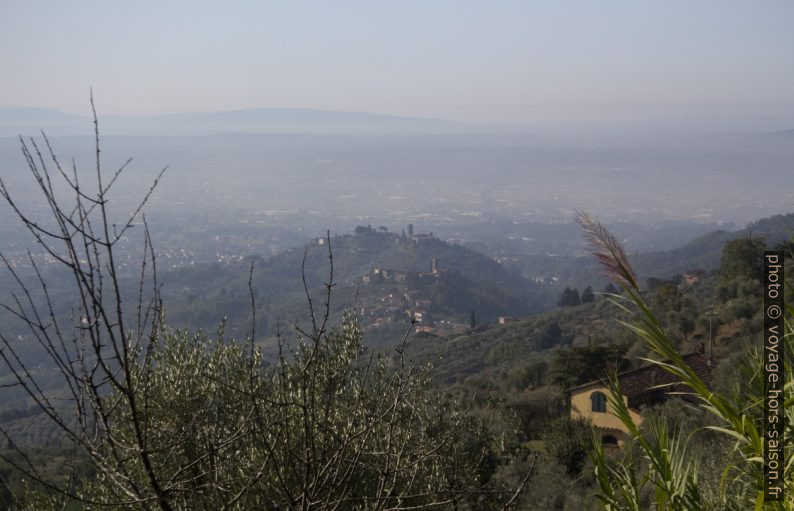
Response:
569,351,712,409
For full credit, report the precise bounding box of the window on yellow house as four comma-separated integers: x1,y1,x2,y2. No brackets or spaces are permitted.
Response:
591,391,606,412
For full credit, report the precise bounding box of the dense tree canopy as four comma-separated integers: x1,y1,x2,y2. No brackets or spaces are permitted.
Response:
719,238,766,282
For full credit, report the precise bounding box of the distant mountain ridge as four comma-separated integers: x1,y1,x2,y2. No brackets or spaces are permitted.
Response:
632,212,794,277
752,128,794,141
511,212,794,298
0,107,465,137
113,108,452,124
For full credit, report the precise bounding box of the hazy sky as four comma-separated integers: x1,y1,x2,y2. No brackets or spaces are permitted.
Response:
2,1,793,123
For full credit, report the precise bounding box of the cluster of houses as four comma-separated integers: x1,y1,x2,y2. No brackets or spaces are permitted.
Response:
362,256,441,286
359,257,443,332
348,224,477,335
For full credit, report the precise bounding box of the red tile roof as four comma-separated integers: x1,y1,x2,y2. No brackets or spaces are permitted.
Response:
570,351,712,409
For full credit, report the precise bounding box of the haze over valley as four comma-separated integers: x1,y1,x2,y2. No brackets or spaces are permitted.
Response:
1,2,792,508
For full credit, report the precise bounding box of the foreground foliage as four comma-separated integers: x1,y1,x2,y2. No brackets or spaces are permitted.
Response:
21,316,525,509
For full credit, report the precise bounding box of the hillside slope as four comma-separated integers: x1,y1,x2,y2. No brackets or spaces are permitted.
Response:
159,226,546,343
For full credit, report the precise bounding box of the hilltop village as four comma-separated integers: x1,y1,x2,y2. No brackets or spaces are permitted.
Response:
353,224,502,336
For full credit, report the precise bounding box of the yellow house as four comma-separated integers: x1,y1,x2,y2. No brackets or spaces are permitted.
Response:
569,351,712,447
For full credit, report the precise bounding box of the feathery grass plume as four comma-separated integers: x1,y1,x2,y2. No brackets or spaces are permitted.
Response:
589,373,703,511
576,210,639,291
579,213,793,510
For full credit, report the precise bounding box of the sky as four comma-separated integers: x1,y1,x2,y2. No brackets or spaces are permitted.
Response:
2,1,793,123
